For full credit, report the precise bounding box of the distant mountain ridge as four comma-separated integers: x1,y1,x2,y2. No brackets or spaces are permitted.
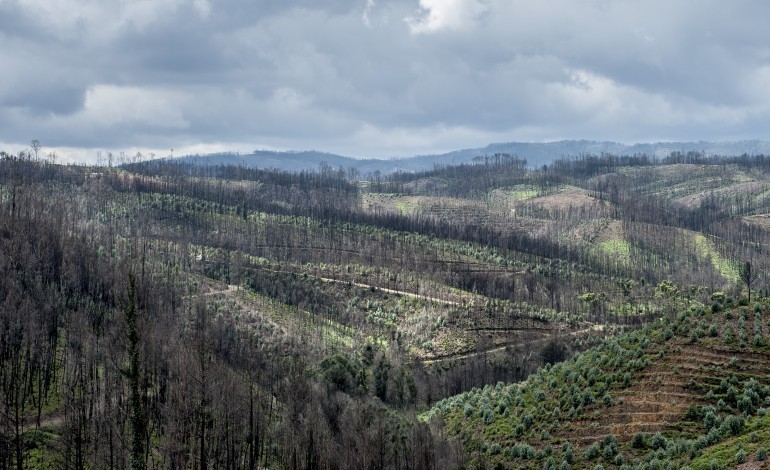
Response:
175,140,770,175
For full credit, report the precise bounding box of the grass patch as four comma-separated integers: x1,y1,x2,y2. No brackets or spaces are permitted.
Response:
694,235,739,284
393,199,418,214
599,239,631,264
20,428,62,469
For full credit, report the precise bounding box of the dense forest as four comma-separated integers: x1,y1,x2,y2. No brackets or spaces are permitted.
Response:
2,149,770,468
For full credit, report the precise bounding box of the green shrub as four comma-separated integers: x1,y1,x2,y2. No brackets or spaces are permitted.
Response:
602,444,616,461
711,292,727,303
757,447,768,461
723,415,744,435
603,435,617,448
724,325,734,343
650,432,667,450
717,398,727,410
735,447,747,464
562,442,574,464
483,407,495,425
738,394,755,414
525,444,536,459
686,404,700,420
319,354,357,392
584,443,600,461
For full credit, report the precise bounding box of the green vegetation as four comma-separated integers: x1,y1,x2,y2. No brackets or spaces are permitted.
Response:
694,234,740,283
427,298,770,468
599,239,631,265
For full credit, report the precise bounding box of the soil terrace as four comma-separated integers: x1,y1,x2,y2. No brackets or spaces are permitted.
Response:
554,338,770,446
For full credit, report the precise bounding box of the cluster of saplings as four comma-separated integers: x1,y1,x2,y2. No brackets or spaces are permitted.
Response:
427,297,770,469
426,327,652,466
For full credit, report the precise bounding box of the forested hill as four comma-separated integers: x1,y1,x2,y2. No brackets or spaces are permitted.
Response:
2,150,770,468
175,139,770,174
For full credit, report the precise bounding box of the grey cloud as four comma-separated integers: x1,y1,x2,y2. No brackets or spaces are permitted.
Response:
110,28,232,85
2,85,85,116
2,0,770,158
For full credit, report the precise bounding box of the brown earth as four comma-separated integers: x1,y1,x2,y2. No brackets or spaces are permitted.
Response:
554,336,770,446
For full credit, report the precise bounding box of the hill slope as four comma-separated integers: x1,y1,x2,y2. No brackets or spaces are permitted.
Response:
4,152,770,468
427,298,770,469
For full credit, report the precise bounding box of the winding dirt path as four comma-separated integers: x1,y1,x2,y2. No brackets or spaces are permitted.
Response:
319,277,459,306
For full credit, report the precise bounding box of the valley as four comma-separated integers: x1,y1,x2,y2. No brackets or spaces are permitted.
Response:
1,150,770,468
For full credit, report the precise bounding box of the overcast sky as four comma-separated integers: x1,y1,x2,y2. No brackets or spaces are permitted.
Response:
2,0,770,162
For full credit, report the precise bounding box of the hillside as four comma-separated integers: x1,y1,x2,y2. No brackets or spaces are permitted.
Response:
427,297,770,469
1,151,770,468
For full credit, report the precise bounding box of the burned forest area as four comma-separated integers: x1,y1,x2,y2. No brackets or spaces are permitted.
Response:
4,151,770,469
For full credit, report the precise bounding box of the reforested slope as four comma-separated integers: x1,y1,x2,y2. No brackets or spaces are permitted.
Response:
427,298,770,469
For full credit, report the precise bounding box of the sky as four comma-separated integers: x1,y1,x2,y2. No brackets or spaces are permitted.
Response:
2,0,770,163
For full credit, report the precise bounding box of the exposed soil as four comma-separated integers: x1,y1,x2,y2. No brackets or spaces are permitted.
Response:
737,460,770,470
525,188,607,213
553,337,770,446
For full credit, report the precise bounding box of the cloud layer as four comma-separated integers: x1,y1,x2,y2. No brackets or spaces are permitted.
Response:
2,0,770,161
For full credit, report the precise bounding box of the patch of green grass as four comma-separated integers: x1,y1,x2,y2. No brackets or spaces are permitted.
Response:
20,429,63,469
694,235,739,284
599,239,631,264
393,199,418,214
511,190,538,201
318,320,356,349
488,185,542,206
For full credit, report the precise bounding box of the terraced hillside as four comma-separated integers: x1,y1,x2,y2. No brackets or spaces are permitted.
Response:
427,298,770,468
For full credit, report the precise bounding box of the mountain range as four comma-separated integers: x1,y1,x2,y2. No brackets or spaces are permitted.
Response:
176,139,770,174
